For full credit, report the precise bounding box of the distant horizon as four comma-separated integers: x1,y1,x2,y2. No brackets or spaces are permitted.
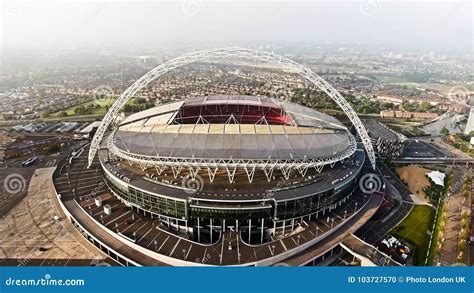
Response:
1,0,472,55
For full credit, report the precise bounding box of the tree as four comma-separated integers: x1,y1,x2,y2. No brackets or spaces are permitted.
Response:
74,106,84,114
60,111,68,117
440,127,449,137
419,101,430,112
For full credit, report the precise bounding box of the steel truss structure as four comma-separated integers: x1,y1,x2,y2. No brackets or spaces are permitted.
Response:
89,47,376,170
106,130,358,183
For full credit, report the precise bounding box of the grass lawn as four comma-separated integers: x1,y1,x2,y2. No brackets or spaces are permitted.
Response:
451,138,474,158
49,98,116,117
426,201,446,265
391,205,435,266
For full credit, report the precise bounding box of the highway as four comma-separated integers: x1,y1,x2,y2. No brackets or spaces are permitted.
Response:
392,157,474,164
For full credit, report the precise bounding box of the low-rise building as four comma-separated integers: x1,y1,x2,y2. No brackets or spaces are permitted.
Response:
380,110,438,119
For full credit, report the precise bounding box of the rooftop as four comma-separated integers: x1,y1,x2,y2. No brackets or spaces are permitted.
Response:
112,95,354,162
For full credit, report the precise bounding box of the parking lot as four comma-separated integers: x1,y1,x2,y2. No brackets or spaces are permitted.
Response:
0,141,82,216
0,157,37,217
402,140,453,158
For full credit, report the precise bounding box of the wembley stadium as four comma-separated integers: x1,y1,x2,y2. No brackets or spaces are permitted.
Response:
52,48,385,266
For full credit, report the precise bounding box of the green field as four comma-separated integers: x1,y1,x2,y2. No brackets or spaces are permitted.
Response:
50,98,116,118
374,75,474,93
391,205,436,266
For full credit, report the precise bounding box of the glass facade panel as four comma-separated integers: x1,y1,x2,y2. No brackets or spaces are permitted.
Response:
104,165,360,223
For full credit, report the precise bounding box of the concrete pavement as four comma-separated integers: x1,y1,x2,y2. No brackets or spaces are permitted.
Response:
0,167,105,262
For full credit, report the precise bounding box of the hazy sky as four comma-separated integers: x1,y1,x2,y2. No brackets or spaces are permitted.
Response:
1,0,472,53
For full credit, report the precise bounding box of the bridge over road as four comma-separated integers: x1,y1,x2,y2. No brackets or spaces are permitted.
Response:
392,157,474,165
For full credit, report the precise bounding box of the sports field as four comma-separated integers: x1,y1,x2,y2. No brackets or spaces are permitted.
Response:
390,205,435,266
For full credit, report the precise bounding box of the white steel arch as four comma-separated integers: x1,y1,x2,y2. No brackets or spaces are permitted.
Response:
88,47,376,169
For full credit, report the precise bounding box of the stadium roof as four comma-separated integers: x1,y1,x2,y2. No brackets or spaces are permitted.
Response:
106,96,359,182
113,95,352,161
113,129,351,160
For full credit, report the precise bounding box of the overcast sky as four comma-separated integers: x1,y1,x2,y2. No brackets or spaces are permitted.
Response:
1,0,472,53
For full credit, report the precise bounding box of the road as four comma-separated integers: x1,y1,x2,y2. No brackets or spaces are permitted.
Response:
392,158,474,164
0,141,82,216
438,167,468,265
434,138,472,159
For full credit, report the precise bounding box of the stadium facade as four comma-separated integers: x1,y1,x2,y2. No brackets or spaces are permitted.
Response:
53,48,384,266
100,95,366,245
